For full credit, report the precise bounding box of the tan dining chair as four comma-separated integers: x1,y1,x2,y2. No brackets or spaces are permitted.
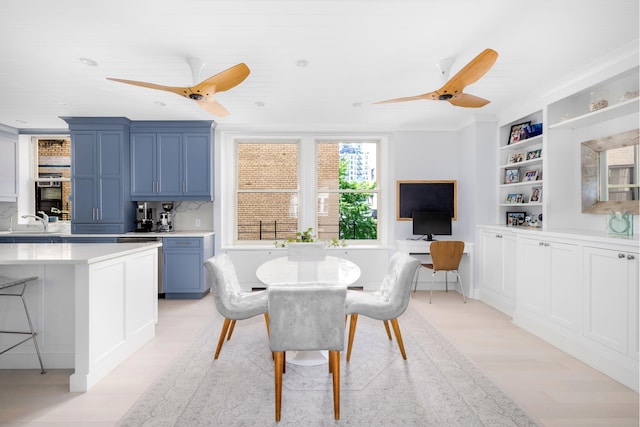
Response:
417,240,466,303
204,254,270,359
345,252,420,361
268,283,346,422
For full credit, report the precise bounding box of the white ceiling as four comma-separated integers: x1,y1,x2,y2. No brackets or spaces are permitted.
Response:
1,0,638,132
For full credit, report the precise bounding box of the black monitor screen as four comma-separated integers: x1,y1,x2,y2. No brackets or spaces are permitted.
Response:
412,211,452,241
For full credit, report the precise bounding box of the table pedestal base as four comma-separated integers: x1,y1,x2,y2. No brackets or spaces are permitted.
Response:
287,350,328,366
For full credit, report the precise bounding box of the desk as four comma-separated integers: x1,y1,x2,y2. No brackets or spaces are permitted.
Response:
396,240,474,297
256,256,360,366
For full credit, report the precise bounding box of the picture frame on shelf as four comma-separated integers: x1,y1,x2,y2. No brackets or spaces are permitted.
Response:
504,168,519,184
508,121,531,145
526,149,541,160
506,193,523,204
523,169,539,182
508,152,526,164
506,211,526,226
529,186,542,203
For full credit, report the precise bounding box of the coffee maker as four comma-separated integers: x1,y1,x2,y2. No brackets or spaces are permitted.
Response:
157,203,174,232
135,202,155,232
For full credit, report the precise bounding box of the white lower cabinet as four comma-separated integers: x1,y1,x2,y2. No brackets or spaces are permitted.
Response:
516,236,579,332
478,228,517,315
583,246,639,360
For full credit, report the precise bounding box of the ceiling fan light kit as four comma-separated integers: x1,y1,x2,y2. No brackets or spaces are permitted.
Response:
375,48,498,108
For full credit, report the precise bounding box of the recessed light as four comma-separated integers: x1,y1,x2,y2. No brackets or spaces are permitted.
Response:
296,60,309,68
255,101,265,107
15,119,27,124
79,57,98,66
155,101,166,107
352,102,363,107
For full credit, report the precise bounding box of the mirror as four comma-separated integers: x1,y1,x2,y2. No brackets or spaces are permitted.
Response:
581,128,639,214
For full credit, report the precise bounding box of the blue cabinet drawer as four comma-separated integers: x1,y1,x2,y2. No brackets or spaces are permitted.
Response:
163,237,202,250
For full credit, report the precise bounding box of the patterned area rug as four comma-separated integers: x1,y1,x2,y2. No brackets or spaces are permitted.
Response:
118,305,539,426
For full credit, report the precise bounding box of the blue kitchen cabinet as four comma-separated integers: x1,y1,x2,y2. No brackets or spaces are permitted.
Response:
63,117,136,234
0,236,62,243
130,121,215,201
162,235,214,299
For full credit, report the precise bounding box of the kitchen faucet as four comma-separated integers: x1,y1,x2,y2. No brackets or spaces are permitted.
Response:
21,211,49,231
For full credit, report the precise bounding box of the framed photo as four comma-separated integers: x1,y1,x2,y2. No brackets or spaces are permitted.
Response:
526,149,541,160
508,121,531,145
523,169,539,182
506,193,523,204
529,186,542,203
506,211,526,226
508,152,525,163
504,168,519,184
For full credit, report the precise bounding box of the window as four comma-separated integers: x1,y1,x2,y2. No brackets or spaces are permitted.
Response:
317,140,378,241
236,140,300,241
232,136,382,244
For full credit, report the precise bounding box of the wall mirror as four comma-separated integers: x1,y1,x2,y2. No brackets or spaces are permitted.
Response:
581,128,639,214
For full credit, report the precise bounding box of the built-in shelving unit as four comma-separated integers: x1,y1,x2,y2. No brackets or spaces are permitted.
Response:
497,113,544,227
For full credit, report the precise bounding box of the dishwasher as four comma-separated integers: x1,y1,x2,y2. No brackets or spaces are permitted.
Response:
117,236,164,294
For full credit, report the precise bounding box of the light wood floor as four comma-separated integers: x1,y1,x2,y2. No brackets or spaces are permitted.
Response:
0,291,637,426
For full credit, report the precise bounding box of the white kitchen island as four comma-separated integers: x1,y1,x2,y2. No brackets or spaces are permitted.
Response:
0,242,161,392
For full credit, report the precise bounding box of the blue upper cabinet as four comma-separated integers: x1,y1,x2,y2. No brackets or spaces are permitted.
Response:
130,121,215,201
62,117,136,234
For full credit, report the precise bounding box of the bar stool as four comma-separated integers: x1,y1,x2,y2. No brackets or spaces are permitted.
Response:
0,276,46,374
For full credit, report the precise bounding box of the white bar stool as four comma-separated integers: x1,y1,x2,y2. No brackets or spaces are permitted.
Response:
0,276,46,374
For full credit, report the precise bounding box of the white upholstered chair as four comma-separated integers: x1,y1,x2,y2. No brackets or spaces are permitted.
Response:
204,254,270,359
268,283,346,422
345,252,420,361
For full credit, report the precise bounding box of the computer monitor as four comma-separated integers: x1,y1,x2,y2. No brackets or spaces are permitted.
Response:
412,211,452,241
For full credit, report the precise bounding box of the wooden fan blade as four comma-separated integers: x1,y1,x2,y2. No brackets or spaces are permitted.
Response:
448,93,491,108
374,91,439,104
196,99,230,116
106,77,187,97
437,48,498,98
194,63,250,95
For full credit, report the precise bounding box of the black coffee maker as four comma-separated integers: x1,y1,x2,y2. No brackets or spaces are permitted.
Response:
135,202,155,232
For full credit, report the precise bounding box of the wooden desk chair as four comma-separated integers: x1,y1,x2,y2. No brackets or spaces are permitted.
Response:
268,283,346,422
204,254,270,359
417,240,466,303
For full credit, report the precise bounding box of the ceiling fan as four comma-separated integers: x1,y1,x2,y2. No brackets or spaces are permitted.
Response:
374,48,498,108
107,59,250,116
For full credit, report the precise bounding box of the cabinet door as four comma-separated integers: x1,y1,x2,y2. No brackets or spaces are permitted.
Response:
517,237,547,314
71,131,98,223
547,240,579,331
157,133,183,196
97,131,125,223
480,231,504,294
131,133,157,197
164,249,203,293
0,134,17,202
183,133,212,199
583,246,633,355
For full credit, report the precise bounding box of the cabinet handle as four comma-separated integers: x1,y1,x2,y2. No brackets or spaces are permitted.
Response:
628,254,635,260
539,242,545,246
495,234,502,238
545,243,550,247
619,253,626,259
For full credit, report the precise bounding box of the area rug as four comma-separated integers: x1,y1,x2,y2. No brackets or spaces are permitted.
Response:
118,305,539,426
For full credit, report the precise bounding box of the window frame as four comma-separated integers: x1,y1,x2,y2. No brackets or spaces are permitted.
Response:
224,133,387,247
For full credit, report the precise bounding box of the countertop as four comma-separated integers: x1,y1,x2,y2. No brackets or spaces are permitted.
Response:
0,230,215,238
0,242,162,265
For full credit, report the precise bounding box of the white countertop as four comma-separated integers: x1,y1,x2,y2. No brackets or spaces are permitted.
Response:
0,230,215,238
0,242,162,265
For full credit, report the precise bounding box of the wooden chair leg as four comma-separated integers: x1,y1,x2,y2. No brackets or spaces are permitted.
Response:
214,318,231,359
226,319,237,340
274,351,283,422
383,320,392,340
390,318,407,360
330,350,340,420
346,314,358,362
264,313,271,336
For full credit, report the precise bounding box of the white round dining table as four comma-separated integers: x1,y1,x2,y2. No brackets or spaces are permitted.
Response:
256,255,361,287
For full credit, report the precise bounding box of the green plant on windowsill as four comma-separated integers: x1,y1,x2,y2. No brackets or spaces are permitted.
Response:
274,227,346,248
